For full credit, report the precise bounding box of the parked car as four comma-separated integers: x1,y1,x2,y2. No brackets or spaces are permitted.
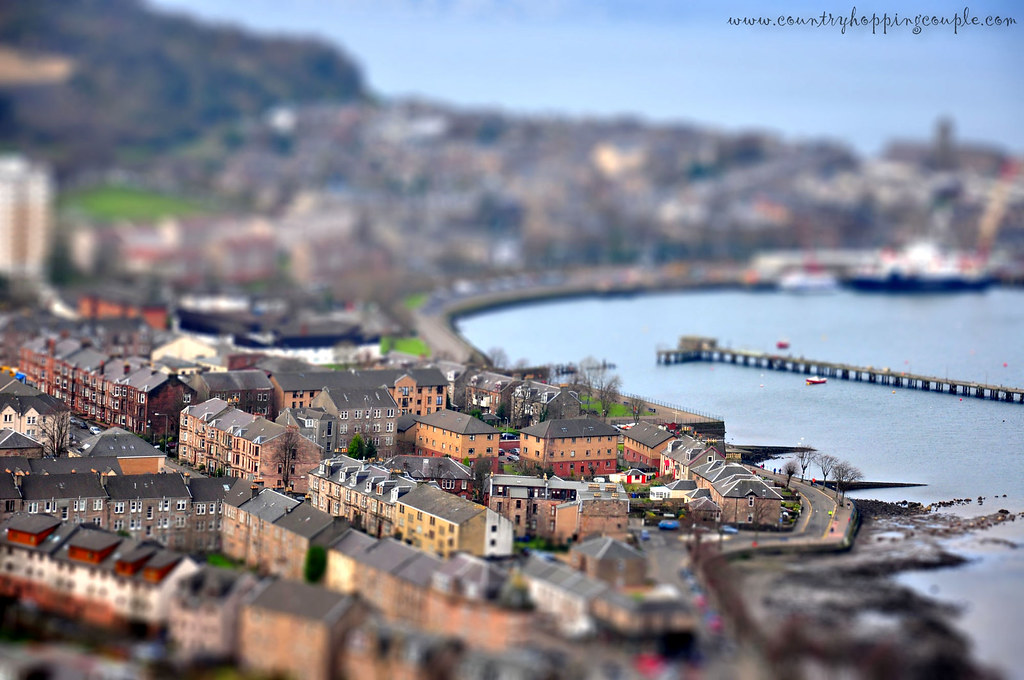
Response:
88,426,102,435
658,519,680,531
720,525,739,535
640,529,650,541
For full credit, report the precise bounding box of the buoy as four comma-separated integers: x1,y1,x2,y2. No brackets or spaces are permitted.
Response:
892,390,896,394
960,398,963,401
1004,362,1008,368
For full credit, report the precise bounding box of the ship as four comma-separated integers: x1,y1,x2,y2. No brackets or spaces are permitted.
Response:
777,268,840,294
845,242,996,294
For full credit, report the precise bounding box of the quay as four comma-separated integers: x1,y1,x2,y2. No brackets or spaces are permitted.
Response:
658,336,1024,404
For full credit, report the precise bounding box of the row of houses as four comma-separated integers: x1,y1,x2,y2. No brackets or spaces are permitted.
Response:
0,468,230,553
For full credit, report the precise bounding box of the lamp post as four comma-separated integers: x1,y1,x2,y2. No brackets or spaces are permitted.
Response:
153,412,170,454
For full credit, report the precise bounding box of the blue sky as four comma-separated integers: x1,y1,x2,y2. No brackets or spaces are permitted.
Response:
152,0,1023,156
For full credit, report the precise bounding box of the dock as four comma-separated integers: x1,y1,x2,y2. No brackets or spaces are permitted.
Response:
658,336,1024,404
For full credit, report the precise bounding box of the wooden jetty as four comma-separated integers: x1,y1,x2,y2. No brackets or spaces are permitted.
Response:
658,336,1024,404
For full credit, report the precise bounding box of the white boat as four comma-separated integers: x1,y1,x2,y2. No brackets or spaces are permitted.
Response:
805,376,827,385
778,269,839,294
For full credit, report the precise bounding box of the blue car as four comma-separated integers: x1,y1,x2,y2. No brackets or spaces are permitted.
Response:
720,525,739,535
639,529,650,541
658,519,680,530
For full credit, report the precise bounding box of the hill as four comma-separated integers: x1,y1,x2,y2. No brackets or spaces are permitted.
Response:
0,0,366,173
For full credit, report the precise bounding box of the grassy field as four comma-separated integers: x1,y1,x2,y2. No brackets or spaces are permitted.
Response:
581,399,631,418
61,185,210,222
381,336,431,357
402,292,429,310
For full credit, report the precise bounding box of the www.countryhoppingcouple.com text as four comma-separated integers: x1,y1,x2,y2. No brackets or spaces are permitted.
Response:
728,7,1015,34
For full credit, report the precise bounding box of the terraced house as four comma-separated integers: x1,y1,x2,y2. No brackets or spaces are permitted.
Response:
308,456,416,538
689,460,783,525
395,483,513,558
518,418,619,478
621,422,676,471
409,409,500,461
179,398,321,492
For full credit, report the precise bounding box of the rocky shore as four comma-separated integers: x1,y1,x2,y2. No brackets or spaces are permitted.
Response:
729,499,1018,679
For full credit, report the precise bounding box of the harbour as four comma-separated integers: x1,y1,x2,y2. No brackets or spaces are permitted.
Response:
658,335,1024,403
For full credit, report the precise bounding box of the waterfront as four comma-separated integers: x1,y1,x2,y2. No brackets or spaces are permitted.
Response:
458,286,1024,678
457,287,1024,505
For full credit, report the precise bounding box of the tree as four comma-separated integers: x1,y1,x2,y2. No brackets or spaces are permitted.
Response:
471,458,492,502
750,492,778,543
832,460,863,501
365,438,378,460
782,460,799,488
627,394,647,422
347,433,366,459
488,347,509,370
41,410,72,458
593,372,623,420
274,426,302,491
303,545,327,583
794,448,816,482
815,453,838,491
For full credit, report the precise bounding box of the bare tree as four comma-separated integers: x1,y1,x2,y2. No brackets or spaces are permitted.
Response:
41,410,72,458
815,453,838,491
488,347,509,371
593,373,622,420
627,394,647,422
794,448,816,482
832,460,863,501
782,459,799,488
750,493,778,542
274,426,302,491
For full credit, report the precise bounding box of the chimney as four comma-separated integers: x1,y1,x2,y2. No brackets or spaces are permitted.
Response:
123,362,131,376
422,458,430,477
13,471,24,488
46,338,56,356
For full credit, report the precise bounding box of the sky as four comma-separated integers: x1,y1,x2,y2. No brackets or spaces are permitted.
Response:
151,0,1023,156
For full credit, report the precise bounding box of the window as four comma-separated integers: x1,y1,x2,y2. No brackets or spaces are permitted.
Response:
93,499,103,511
130,500,141,513
146,506,153,520
354,410,362,419
748,496,755,507
197,504,206,515
27,502,38,514
114,502,124,514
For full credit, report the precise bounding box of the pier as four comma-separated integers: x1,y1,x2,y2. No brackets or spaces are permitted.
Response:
658,336,1024,404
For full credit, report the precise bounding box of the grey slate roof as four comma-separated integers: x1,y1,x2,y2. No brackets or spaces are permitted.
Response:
432,553,507,600
196,370,273,392
571,535,644,562
188,477,233,503
237,488,301,523
385,455,472,481
0,473,20,501
0,391,68,417
248,579,355,624
175,566,253,605
273,502,344,541
76,428,163,459
183,398,232,422
520,554,608,600
19,473,106,501
415,409,499,436
28,457,122,475
118,367,169,393
0,429,42,450
104,473,190,500
520,418,619,440
353,538,441,586
3,513,61,536
316,386,397,412
328,527,378,558
396,484,485,524
622,422,676,449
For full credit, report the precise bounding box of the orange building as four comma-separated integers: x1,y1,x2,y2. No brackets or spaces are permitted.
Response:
518,418,619,478
410,409,500,461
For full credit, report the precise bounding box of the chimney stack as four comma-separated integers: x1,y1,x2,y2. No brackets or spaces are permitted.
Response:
422,458,430,477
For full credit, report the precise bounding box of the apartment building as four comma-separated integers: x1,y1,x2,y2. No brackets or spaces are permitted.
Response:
0,155,51,280
308,456,416,538
410,409,500,461
518,418,619,478
395,484,513,558
621,422,676,470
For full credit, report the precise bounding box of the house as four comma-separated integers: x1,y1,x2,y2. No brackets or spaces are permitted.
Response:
178,398,256,474
348,538,443,626
238,579,366,680
659,434,725,480
621,422,676,470
459,370,517,416
186,476,231,553
384,455,474,499
690,460,783,526
409,409,501,461
395,483,513,558
222,484,348,579
509,381,581,428
72,427,166,474
17,473,107,527
568,536,647,589
308,385,399,456
167,566,259,665
649,479,698,501
0,429,43,458
103,473,192,549
518,554,607,638
188,370,275,417
485,474,629,543
0,514,198,631
324,528,378,594
0,381,69,450
608,468,656,486
307,456,416,538
518,418,619,478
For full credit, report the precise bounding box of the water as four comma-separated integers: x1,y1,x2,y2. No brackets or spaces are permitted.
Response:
457,287,1024,677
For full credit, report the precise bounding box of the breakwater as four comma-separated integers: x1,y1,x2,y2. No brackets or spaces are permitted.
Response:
658,336,1024,404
